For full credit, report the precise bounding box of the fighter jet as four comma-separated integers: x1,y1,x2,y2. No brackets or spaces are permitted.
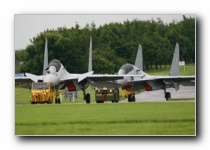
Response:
90,42,195,101
17,37,136,103
117,43,195,101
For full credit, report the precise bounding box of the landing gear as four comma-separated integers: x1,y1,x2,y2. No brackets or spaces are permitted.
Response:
55,87,61,104
84,93,90,104
47,98,53,104
128,94,135,102
112,89,119,103
165,92,171,101
164,88,171,101
55,97,61,104
83,84,91,104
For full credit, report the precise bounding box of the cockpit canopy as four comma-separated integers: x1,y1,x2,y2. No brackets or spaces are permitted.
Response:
120,64,134,74
46,59,61,72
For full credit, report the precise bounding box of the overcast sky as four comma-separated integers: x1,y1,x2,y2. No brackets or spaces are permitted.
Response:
15,14,195,50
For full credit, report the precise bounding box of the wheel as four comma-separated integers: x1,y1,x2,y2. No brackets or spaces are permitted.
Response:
128,94,132,102
113,90,119,103
86,93,90,104
47,98,52,104
57,98,61,104
112,100,119,103
165,92,171,101
132,95,136,102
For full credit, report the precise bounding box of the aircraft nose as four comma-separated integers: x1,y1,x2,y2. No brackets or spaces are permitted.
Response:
46,66,57,74
43,74,60,86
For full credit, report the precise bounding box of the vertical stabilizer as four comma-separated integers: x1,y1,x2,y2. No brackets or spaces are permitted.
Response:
135,44,143,70
43,38,48,75
170,43,180,76
88,36,92,72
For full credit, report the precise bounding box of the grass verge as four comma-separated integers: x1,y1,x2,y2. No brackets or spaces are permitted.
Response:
15,102,195,135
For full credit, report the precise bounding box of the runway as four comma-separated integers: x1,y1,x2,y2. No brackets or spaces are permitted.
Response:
120,86,195,102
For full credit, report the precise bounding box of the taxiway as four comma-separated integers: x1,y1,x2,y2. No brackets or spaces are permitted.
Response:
120,86,195,102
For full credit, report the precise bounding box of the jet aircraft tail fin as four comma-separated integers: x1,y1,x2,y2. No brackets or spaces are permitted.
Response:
43,38,49,75
135,44,143,71
88,36,92,72
170,43,180,76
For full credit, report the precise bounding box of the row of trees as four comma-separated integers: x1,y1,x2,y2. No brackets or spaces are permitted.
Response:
15,15,195,75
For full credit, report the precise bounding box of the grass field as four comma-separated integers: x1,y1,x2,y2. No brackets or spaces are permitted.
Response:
15,102,195,135
145,64,195,76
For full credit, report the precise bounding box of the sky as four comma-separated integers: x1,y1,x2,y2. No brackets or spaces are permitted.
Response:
15,14,195,50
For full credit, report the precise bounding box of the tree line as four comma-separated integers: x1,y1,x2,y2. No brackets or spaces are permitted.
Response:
15,15,195,75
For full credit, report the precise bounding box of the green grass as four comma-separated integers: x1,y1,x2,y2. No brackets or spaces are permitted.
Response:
15,87,31,104
15,102,195,135
169,97,195,101
145,64,195,76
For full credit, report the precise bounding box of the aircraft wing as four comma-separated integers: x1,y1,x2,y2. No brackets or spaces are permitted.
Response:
89,80,121,88
85,74,141,82
15,73,40,83
25,73,44,82
15,76,32,82
85,74,125,88
86,74,141,88
86,74,124,82
59,71,132,82
127,76,195,85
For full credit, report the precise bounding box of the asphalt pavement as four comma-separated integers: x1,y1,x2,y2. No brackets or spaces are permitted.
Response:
120,86,195,102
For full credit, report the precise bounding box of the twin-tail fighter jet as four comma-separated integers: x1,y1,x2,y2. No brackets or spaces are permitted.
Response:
91,43,195,101
124,43,195,101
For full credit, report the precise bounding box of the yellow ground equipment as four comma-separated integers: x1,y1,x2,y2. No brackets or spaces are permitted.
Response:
95,87,119,103
30,82,60,104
